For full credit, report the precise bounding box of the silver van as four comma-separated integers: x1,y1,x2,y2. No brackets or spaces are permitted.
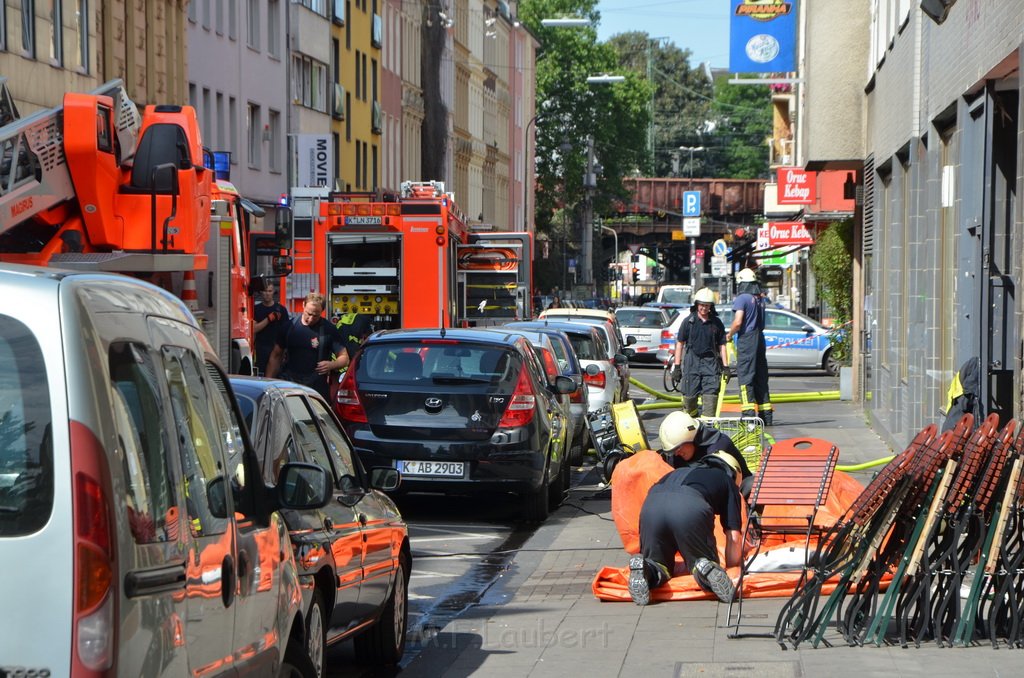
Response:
0,264,330,677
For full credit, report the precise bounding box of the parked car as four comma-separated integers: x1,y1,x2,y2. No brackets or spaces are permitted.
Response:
656,284,693,306
537,308,634,401
0,264,328,677
230,377,411,675
504,322,591,463
509,319,628,416
658,308,691,364
614,306,673,363
335,328,576,521
717,307,841,376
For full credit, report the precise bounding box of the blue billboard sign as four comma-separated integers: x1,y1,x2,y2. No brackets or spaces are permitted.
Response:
729,0,798,74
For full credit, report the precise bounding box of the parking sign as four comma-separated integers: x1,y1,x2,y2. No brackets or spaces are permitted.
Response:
683,191,701,217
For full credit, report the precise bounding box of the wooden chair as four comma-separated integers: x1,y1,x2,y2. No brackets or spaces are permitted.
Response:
727,436,840,637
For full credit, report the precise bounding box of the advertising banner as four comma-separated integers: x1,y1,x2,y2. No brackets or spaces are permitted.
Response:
729,0,798,74
295,134,333,187
777,166,816,204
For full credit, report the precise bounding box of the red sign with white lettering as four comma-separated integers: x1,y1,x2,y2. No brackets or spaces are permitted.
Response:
777,167,816,204
768,221,814,246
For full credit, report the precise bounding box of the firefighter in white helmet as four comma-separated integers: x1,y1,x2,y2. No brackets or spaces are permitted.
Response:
672,287,729,417
726,268,773,425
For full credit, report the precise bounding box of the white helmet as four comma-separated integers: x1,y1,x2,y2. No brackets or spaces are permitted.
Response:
693,287,715,304
736,268,757,283
659,411,700,450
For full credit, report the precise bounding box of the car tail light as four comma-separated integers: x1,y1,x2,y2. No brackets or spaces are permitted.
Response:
583,368,606,390
660,329,674,346
540,349,559,380
336,368,368,423
497,366,536,428
70,421,115,673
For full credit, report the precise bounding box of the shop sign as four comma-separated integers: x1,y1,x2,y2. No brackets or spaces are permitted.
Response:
777,166,816,204
768,221,814,246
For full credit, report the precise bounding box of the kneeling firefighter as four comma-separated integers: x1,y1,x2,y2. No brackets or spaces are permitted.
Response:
627,449,745,605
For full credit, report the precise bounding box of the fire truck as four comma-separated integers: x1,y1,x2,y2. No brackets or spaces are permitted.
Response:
0,79,291,374
287,180,533,329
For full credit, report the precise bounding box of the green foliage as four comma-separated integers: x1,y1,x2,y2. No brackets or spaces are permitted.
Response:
707,77,772,179
810,220,854,363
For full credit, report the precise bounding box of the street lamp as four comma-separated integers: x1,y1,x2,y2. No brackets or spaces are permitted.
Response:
601,224,618,299
586,74,625,84
540,18,591,27
523,111,545,231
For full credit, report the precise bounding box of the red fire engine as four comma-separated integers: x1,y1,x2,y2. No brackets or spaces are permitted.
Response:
0,79,291,373
287,180,533,329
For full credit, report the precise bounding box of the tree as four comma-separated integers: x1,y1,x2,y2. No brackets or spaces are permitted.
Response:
705,76,772,179
606,33,714,177
810,219,854,363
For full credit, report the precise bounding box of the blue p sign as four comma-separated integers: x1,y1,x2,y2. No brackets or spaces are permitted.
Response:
683,191,701,217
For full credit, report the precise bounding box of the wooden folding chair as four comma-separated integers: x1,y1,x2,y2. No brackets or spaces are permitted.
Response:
727,436,840,637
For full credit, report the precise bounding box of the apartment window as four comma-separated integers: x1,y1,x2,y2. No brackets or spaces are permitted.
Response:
47,0,61,64
229,96,238,163
21,0,35,57
372,144,377,190
361,53,368,101
345,0,351,48
355,141,362,189
268,109,281,172
290,54,328,113
247,102,261,169
202,88,213,144
371,58,377,101
215,0,223,33
216,93,225,152
267,0,280,58
332,0,344,24
247,0,259,49
188,83,197,107
189,0,197,22
202,0,210,28
332,132,341,182
228,0,237,39
72,0,87,71
297,0,326,15
345,90,351,141
354,49,361,99
362,141,367,189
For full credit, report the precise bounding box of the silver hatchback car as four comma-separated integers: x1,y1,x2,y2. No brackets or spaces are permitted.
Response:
0,264,329,677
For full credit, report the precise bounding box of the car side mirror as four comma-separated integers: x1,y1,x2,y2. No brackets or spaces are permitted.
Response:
613,353,629,365
801,325,814,334
369,467,401,491
625,335,638,346
552,374,576,395
207,476,228,519
336,473,366,506
276,462,332,510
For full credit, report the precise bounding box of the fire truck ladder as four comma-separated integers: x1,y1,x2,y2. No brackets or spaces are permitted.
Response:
0,79,141,236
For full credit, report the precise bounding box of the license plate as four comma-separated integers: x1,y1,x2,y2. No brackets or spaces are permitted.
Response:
346,216,383,225
397,460,465,477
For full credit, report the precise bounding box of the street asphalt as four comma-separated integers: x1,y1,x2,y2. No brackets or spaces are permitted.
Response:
398,377,1024,677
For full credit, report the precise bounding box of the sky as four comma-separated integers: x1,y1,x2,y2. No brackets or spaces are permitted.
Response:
595,0,732,70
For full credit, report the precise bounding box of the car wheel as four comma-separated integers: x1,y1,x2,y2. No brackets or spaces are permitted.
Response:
823,349,840,377
279,637,317,678
354,552,409,666
305,590,326,678
547,458,569,508
521,472,551,522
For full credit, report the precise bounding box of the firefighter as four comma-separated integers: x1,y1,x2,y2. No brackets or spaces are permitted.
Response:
628,449,744,605
672,287,729,417
335,312,374,371
659,410,752,486
727,268,773,425
253,282,288,376
265,292,346,401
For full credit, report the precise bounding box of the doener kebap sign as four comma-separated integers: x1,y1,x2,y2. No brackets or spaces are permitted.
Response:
777,166,816,204
767,221,814,246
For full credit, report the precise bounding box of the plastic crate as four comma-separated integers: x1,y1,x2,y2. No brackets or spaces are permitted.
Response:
700,416,765,471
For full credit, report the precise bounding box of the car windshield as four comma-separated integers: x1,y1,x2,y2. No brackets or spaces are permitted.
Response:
357,342,516,383
660,288,691,305
616,310,664,327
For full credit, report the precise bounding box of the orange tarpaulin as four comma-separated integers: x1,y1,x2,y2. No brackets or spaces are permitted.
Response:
595,445,870,602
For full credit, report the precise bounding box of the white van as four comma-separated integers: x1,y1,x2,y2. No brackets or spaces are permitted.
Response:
0,264,330,677
656,284,693,306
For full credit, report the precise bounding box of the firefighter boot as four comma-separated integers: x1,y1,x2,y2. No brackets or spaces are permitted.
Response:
741,409,757,420
701,394,719,418
759,409,774,427
681,396,700,417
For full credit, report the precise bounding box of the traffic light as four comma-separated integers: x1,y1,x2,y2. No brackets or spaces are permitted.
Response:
631,267,640,283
